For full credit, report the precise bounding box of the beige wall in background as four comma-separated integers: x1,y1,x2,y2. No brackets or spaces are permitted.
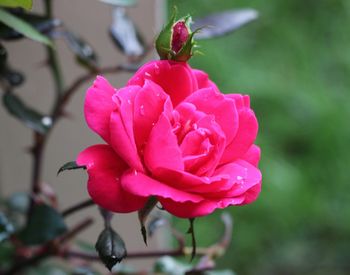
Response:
0,0,167,270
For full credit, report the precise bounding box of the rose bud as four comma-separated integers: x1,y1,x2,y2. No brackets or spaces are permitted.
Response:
156,9,197,62
95,227,127,271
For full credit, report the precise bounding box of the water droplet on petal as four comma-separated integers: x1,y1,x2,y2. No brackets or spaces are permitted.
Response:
133,170,138,176
140,105,145,116
127,99,132,105
154,64,160,74
145,72,151,77
192,123,198,130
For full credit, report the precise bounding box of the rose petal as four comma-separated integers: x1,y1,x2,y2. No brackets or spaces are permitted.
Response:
220,108,258,164
192,69,219,91
242,145,261,166
121,170,203,202
152,167,229,191
144,113,184,172
185,88,239,145
110,85,144,171
133,80,173,149
159,198,218,218
84,76,116,142
128,60,198,106
76,144,146,213
211,159,262,198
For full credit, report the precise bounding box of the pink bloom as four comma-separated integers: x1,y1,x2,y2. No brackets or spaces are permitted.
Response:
77,60,261,218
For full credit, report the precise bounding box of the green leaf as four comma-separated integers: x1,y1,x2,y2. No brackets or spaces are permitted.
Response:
147,216,167,237
0,0,32,10
192,9,259,40
137,196,157,245
0,212,15,243
63,31,98,71
18,203,67,245
57,161,86,175
95,227,127,271
0,12,61,40
0,241,15,269
109,6,145,57
0,8,52,46
2,93,51,134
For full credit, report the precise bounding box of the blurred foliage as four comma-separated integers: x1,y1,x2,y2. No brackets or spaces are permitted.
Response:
170,0,350,274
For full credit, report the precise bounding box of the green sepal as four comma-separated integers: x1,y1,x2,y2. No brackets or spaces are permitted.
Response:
155,6,177,60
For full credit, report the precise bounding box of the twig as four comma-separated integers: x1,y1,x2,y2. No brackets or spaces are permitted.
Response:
59,217,94,243
51,64,138,121
61,198,95,218
4,218,94,275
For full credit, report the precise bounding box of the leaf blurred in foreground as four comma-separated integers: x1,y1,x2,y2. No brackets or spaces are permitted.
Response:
63,31,98,70
18,203,67,246
192,9,259,40
0,0,32,10
0,8,52,45
0,12,61,40
109,7,145,57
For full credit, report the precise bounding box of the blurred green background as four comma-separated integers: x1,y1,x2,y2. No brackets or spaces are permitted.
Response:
170,0,350,274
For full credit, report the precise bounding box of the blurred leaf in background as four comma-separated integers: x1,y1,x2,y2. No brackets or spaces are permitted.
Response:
0,0,32,10
169,0,350,274
0,8,52,45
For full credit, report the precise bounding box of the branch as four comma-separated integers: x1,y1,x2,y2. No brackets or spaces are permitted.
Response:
51,64,138,121
61,198,95,218
4,218,94,275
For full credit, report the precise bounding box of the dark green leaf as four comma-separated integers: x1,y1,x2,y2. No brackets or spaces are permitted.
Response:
0,212,15,242
192,9,259,40
0,241,15,269
147,216,167,237
138,196,157,245
187,218,196,261
57,161,86,176
18,203,67,245
0,12,61,40
109,7,144,56
0,0,32,10
2,93,51,134
0,8,52,45
63,31,98,71
1,68,25,87
95,227,127,271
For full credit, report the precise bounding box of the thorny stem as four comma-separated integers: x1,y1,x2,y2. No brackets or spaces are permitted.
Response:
27,0,64,221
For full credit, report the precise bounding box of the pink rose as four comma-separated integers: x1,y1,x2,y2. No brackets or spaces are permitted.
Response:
77,60,261,218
